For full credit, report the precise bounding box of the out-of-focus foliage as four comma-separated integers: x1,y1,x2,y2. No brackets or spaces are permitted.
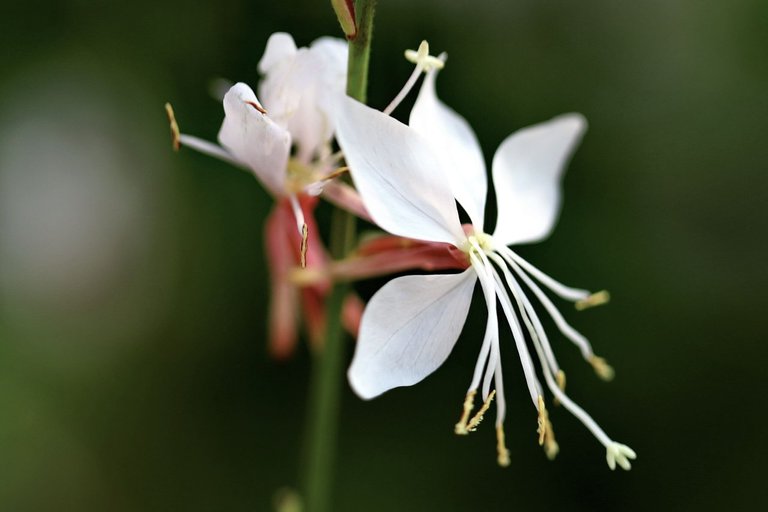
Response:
1,1,766,510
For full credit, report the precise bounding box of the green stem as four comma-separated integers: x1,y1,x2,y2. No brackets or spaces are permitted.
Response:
347,0,377,103
301,3,376,511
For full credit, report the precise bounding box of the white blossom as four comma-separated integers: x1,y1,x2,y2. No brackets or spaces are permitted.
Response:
333,69,634,469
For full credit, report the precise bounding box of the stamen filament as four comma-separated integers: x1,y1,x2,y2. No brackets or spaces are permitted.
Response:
474,251,541,408
488,252,561,375
467,251,499,400
177,134,245,169
499,246,591,302
382,64,423,116
491,263,617,451
498,248,595,361
383,41,446,115
288,194,306,235
470,247,504,401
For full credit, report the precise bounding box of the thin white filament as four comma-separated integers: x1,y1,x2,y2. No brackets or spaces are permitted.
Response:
498,246,590,302
488,252,560,375
467,253,499,400
383,65,423,116
468,252,499,401
288,193,305,235
540,352,613,448
475,249,541,408
178,134,246,169
493,353,507,426
470,242,504,401
497,247,595,360
492,256,617,449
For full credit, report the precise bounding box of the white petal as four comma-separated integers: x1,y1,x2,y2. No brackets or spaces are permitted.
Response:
334,96,465,245
491,114,587,246
257,32,297,74
349,270,477,399
410,70,488,229
258,35,347,162
217,83,291,196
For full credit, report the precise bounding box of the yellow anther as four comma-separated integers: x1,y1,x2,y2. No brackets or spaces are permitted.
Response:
544,423,559,460
466,390,496,432
496,425,511,467
289,267,327,286
575,290,611,311
553,370,566,406
536,396,559,460
164,102,180,151
299,223,309,269
537,396,548,445
589,355,615,381
404,40,445,71
454,390,476,435
324,166,349,181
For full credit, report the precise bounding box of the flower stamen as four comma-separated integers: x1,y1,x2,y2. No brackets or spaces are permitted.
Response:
383,40,446,116
589,355,615,381
454,390,476,435
164,102,181,151
537,396,559,460
300,223,309,269
496,424,511,467
467,389,496,432
404,40,445,72
553,370,566,406
575,290,611,310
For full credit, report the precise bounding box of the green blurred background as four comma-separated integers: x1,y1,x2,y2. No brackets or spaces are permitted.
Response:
1,0,766,510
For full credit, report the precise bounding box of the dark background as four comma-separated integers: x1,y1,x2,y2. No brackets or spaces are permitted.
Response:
1,0,766,510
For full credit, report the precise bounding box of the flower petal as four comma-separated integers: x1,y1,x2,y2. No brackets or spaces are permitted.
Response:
348,269,477,399
257,32,298,74
491,114,587,246
410,70,488,229
334,96,465,245
217,83,291,196
258,35,347,162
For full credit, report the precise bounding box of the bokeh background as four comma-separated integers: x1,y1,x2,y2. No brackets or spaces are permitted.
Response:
2,0,767,510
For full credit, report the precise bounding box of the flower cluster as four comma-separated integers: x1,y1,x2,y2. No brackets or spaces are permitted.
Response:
168,34,635,470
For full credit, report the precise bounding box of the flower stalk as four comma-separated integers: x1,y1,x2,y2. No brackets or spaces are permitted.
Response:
302,2,376,511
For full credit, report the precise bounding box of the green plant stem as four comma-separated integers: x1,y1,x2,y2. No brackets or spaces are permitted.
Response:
301,3,376,511
347,0,377,103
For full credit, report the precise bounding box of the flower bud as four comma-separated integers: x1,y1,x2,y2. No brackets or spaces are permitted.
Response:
331,0,357,39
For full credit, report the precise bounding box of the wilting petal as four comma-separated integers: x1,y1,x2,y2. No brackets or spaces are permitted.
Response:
218,83,291,196
492,114,586,245
410,70,488,229
334,96,465,245
348,269,477,399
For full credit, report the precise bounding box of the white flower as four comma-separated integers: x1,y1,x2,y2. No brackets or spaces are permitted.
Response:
171,33,353,233
333,69,635,469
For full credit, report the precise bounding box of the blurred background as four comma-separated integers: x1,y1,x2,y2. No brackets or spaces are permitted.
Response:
1,0,767,510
